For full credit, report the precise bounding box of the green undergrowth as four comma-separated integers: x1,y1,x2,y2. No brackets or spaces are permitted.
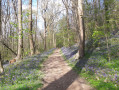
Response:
0,49,55,90
60,37,119,90
62,54,119,90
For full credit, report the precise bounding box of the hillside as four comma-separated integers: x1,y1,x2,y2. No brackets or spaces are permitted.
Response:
0,34,119,90
0,49,55,90
61,35,119,90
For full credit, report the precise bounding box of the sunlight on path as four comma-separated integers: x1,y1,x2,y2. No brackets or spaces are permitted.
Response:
39,49,93,90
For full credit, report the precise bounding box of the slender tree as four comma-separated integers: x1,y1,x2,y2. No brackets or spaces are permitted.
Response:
16,0,23,60
62,0,70,46
0,0,4,73
40,0,48,50
104,0,111,61
34,0,39,53
29,0,35,55
0,53,4,73
44,17,47,50
78,0,85,58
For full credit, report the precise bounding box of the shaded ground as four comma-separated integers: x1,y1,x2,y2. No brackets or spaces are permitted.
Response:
40,49,93,90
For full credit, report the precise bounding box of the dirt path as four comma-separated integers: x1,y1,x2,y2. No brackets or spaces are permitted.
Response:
40,49,94,90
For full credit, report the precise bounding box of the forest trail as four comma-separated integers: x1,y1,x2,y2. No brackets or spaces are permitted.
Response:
39,49,94,90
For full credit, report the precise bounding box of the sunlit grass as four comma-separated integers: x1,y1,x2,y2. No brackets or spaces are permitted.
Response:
61,39,119,90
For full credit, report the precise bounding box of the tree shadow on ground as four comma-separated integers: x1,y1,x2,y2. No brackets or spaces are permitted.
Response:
42,49,94,90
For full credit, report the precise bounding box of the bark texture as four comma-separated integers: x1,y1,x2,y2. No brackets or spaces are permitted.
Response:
78,0,85,58
17,0,23,60
0,0,4,73
29,0,35,55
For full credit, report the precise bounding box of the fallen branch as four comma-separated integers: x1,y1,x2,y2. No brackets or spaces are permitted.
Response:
0,41,17,56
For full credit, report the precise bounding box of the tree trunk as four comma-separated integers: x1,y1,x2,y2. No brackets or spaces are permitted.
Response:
104,0,111,62
104,0,109,24
34,0,38,53
29,0,35,55
78,0,85,58
63,30,65,46
16,0,23,60
0,0,4,73
44,19,47,50
62,0,70,46
53,32,56,48
98,0,100,10
0,53,4,73
65,6,70,46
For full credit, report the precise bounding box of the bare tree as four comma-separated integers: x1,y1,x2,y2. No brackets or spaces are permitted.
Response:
78,0,85,58
62,0,70,45
0,0,4,73
40,0,49,50
16,0,23,60
104,0,111,61
40,0,61,50
29,0,35,55
34,0,39,53
0,0,19,60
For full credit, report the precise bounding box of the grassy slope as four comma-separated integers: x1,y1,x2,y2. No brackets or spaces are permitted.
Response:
0,49,55,90
61,37,119,90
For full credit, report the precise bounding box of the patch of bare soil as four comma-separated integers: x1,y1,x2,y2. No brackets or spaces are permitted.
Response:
39,49,94,90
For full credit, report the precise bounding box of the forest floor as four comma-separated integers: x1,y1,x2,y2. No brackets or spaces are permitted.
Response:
40,49,94,90
0,49,55,90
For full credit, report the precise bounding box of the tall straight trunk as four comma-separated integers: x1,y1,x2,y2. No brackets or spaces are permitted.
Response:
29,0,35,55
104,0,109,24
93,0,97,23
104,0,111,61
62,0,70,46
98,0,100,10
11,0,18,52
66,7,70,46
78,0,85,58
63,30,65,46
35,0,38,53
71,0,79,43
17,0,23,60
0,53,4,73
44,19,47,50
0,0,4,73
53,32,56,48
